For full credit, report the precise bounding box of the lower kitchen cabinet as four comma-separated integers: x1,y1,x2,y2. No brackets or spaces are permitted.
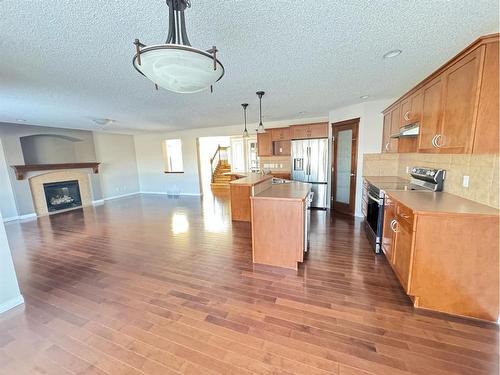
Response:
383,192,499,322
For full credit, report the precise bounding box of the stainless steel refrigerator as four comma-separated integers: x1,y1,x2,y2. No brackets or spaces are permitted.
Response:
291,138,329,208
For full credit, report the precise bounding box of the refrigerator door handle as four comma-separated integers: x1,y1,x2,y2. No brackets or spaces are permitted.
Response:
306,147,311,175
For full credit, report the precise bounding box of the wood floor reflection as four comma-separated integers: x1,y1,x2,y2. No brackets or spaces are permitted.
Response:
0,194,498,374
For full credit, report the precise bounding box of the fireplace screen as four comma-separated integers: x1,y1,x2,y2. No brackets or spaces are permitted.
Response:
43,180,82,212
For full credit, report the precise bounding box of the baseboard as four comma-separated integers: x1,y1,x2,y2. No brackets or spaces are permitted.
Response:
0,294,24,314
103,192,140,201
92,199,104,206
140,191,202,196
3,213,37,222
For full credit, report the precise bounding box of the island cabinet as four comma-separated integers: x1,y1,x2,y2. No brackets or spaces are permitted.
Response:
229,174,273,222
382,34,499,154
382,191,499,322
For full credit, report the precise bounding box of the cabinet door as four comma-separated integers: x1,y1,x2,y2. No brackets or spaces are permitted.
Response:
381,196,396,263
290,125,308,140
393,220,413,292
439,46,484,153
387,105,400,153
418,75,444,153
257,132,273,156
308,123,328,138
400,98,412,126
271,127,290,141
381,112,392,153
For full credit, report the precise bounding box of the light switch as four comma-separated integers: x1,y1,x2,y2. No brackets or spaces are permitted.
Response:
463,175,470,188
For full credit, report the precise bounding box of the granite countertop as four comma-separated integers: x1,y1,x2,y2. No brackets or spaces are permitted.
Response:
252,181,311,201
386,191,499,216
229,173,273,186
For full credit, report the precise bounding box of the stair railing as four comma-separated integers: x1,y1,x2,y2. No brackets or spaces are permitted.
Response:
210,145,230,183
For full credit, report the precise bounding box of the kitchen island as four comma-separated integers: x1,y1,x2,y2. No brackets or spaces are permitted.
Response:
229,174,273,222
250,181,311,270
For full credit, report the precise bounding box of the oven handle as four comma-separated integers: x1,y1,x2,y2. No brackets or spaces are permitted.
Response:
367,192,381,204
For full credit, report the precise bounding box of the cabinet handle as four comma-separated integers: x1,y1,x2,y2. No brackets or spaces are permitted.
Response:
431,135,438,148
390,219,399,233
434,134,443,148
400,213,410,219
385,142,390,152
404,111,411,121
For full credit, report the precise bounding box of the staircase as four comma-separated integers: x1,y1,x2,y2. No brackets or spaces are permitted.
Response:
209,145,232,191
210,160,233,191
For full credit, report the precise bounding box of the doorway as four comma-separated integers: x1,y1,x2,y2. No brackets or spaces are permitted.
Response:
331,118,359,215
197,136,231,195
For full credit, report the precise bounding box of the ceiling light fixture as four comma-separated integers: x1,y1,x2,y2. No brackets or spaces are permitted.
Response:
383,49,402,59
256,91,266,134
16,119,27,122
92,118,115,126
360,95,370,99
133,0,224,94
241,103,249,138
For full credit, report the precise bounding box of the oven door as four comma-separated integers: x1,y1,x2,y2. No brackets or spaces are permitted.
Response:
365,192,382,253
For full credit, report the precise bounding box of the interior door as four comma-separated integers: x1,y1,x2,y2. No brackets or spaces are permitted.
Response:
331,119,359,215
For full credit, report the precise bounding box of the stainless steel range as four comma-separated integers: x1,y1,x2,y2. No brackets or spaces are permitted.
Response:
364,167,446,253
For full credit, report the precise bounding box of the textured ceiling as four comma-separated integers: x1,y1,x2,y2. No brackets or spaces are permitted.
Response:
1,0,498,134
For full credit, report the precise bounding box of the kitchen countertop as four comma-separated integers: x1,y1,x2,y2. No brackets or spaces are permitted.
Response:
229,173,273,186
252,181,311,201
386,191,499,216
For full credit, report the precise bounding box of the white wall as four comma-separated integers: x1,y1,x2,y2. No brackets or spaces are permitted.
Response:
0,140,18,219
0,210,24,314
329,99,393,217
134,117,327,195
93,132,140,199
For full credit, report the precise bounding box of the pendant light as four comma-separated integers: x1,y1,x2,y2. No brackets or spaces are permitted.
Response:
241,103,249,138
133,0,224,94
256,91,266,133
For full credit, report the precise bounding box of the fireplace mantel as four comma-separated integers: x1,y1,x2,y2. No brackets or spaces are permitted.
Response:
11,162,100,180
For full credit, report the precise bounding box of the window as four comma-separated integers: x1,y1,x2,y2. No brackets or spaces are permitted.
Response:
163,139,184,173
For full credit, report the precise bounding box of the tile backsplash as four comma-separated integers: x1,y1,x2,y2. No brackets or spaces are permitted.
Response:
363,153,499,208
259,156,291,172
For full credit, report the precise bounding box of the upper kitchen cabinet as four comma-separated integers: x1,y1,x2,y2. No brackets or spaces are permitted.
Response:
290,123,328,139
383,34,499,155
381,111,392,153
271,127,290,141
381,104,401,153
257,132,273,156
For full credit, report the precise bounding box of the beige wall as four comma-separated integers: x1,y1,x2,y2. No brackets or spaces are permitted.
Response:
363,153,499,208
93,132,140,199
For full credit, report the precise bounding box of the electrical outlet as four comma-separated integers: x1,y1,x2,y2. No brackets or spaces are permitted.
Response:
462,175,470,188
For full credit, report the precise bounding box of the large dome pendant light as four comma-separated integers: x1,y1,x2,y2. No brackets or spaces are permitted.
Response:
256,91,266,133
241,103,249,138
132,0,224,94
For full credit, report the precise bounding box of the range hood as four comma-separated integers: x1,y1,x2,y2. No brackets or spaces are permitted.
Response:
390,122,420,138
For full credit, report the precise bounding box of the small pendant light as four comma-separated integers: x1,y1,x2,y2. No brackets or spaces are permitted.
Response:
241,103,249,138
256,91,266,133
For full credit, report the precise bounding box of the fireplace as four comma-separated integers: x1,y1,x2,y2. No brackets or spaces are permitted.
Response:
43,180,82,212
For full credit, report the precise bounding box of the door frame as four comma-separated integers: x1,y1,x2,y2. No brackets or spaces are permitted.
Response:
331,118,359,215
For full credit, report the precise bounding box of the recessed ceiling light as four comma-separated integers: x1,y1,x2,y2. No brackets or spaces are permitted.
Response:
92,118,115,126
360,95,370,100
298,111,307,115
16,119,27,122
383,49,402,59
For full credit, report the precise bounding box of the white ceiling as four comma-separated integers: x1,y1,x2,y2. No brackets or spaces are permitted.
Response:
1,0,498,134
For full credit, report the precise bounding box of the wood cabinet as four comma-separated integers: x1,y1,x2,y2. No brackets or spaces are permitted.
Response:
382,193,499,322
257,132,273,156
290,123,328,140
272,140,290,156
381,195,396,262
382,34,499,155
271,127,290,141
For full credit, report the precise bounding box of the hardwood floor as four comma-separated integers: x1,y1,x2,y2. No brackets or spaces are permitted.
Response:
0,194,498,374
